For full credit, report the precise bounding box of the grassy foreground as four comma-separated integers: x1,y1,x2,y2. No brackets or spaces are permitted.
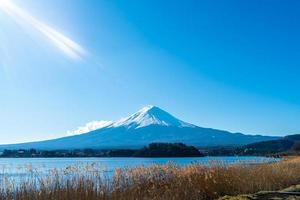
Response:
0,157,299,200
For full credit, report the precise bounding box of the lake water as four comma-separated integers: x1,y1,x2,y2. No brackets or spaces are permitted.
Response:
0,156,278,178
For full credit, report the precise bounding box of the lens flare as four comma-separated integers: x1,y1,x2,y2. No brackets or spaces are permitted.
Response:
0,0,86,61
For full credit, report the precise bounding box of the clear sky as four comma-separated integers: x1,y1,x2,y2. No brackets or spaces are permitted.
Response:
0,0,300,144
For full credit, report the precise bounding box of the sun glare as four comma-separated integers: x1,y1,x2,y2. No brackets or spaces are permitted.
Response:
0,0,86,61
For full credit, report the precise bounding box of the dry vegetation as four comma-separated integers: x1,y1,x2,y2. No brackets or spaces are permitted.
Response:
0,157,299,200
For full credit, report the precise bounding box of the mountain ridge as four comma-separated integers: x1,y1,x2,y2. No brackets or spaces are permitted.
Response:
0,106,280,150
109,105,195,129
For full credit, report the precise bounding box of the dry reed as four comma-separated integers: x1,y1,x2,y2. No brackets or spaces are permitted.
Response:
0,157,299,200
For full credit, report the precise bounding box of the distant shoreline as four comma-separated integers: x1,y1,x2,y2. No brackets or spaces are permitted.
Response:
0,143,204,158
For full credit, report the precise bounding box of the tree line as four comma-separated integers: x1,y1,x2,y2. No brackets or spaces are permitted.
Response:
0,143,204,158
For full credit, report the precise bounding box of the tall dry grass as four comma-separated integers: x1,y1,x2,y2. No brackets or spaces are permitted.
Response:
0,157,299,200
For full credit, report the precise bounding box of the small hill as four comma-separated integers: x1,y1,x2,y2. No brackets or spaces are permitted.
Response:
133,143,204,157
241,134,300,155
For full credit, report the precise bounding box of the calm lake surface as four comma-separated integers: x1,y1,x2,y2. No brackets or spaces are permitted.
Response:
0,156,278,177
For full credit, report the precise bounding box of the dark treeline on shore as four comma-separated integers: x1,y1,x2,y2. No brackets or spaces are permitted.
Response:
199,134,300,157
1,134,299,158
0,143,204,158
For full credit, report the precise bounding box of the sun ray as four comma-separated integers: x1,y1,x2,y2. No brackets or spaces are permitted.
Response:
0,0,86,61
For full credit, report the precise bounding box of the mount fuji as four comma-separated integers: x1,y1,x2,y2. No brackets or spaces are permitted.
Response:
0,106,279,150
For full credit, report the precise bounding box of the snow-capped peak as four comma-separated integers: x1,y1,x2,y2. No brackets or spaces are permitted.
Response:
111,105,195,129
66,106,196,135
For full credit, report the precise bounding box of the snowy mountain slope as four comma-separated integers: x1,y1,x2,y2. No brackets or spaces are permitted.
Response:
110,105,195,129
0,106,280,150
67,105,194,136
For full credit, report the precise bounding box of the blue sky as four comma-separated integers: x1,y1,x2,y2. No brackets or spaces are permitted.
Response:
0,0,300,144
